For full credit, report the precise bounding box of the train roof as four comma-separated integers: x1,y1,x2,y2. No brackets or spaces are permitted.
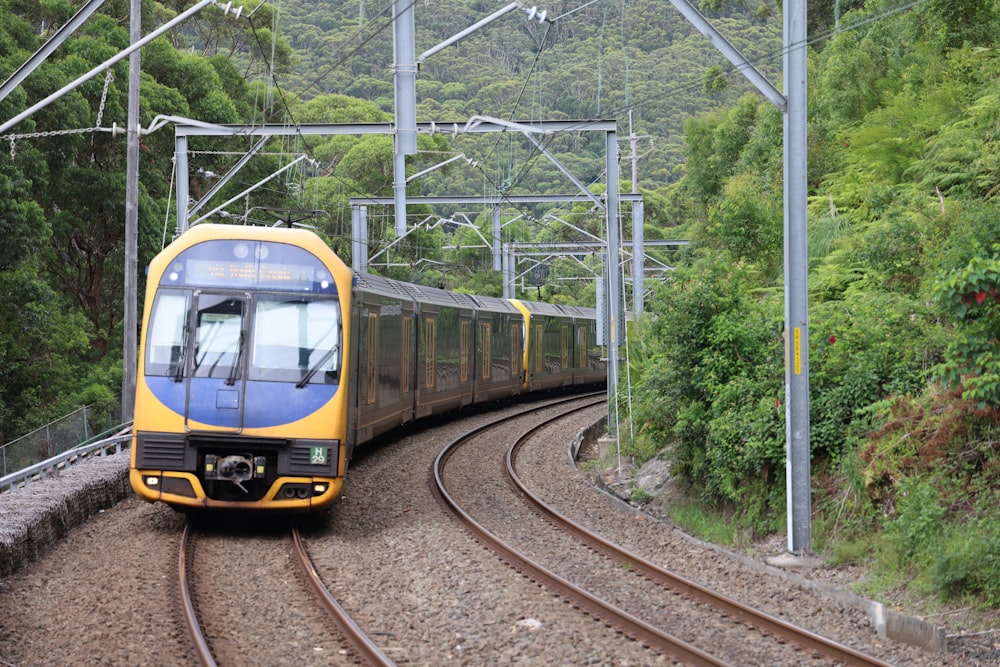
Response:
353,271,416,302
404,282,477,310
559,304,599,319
467,294,521,314
511,299,568,317
352,272,592,319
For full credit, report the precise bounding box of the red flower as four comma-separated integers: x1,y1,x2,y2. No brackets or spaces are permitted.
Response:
829,334,837,344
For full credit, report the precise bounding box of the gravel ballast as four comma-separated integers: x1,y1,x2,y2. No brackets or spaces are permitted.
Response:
1,403,998,665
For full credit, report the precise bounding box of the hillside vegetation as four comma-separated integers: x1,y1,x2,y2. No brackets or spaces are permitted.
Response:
1,0,999,611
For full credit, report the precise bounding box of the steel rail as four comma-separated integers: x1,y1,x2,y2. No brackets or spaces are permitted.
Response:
291,527,396,667
177,523,217,667
432,394,731,667
506,410,895,667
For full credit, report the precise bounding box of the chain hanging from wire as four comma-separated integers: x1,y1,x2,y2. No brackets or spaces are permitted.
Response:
3,70,119,158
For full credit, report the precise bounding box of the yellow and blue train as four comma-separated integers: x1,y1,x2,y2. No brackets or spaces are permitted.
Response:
130,223,606,512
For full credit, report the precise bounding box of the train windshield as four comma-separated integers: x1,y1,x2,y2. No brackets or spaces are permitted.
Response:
145,291,190,379
145,290,342,385
250,295,341,384
193,294,245,380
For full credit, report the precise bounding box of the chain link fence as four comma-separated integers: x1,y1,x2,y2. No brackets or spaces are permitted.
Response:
1,404,123,478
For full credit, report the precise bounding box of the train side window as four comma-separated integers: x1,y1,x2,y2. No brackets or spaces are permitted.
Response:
561,325,569,369
401,315,412,394
512,325,522,377
425,318,436,388
534,324,544,372
481,322,492,379
577,326,587,368
460,320,470,382
367,313,378,403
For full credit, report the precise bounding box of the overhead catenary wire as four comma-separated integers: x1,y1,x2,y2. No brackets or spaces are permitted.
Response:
600,0,930,121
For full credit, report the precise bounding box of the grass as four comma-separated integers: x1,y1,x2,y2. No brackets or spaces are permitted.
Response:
665,497,737,546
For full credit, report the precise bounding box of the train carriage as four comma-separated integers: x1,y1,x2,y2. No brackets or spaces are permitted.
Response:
561,305,607,386
349,272,418,450
130,224,354,510
407,283,477,418
131,224,606,512
467,294,525,403
509,298,579,392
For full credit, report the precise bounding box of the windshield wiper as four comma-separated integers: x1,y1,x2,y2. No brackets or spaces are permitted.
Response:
173,324,190,383
296,343,340,389
225,330,246,386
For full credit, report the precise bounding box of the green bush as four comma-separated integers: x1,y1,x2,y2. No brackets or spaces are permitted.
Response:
883,477,946,563
931,514,1000,605
628,256,786,532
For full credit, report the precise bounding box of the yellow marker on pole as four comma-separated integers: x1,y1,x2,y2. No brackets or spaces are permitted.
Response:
793,327,802,375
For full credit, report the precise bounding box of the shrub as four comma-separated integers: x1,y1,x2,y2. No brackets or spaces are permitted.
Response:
883,476,945,563
931,514,1000,606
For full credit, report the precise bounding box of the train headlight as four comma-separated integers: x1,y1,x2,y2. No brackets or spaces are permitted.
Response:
313,483,327,495
144,475,160,487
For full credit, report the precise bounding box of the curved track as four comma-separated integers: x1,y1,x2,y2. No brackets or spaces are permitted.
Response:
506,405,894,667
433,394,717,664
434,394,894,666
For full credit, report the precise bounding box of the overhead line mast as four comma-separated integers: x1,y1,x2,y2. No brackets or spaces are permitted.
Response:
666,0,811,554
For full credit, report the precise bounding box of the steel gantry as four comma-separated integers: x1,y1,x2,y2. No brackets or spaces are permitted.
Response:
169,116,626,435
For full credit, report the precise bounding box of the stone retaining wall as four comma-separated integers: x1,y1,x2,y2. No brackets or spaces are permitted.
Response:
0,455,131,577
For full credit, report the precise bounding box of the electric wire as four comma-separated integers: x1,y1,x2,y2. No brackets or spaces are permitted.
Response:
181,0,931,277
600,0,930,121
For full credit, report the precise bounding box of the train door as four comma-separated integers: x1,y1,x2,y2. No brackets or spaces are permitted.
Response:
533,323,544,385
186,290,248,432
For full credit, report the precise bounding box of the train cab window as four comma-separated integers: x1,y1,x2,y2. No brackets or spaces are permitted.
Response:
250,296,341,384
145,291,191,377
480,322,492,379
193,294,245,380
577,326,587,368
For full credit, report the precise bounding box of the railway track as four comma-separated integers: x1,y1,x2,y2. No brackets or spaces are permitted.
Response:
434,393,894,666
177,521,394,666
0,396,975,664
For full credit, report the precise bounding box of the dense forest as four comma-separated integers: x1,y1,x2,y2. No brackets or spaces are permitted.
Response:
2,0,999,610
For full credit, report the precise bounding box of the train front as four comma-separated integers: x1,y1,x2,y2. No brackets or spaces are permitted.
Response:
130,224,353,511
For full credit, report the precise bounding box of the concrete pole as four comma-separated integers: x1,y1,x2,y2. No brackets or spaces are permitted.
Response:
352,205,369,273
605,130,621,436
502,243,514,299
175,135,189,234
492,206,502,271
121,0,140,422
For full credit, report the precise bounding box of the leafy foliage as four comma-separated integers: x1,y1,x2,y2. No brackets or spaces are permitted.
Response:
933,255,1000,407
629,256,784,531
2,0,1000,613
622,2,1000,606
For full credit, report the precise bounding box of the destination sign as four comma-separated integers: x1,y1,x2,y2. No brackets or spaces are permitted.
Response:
160,239,337,294
185,258,315,289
